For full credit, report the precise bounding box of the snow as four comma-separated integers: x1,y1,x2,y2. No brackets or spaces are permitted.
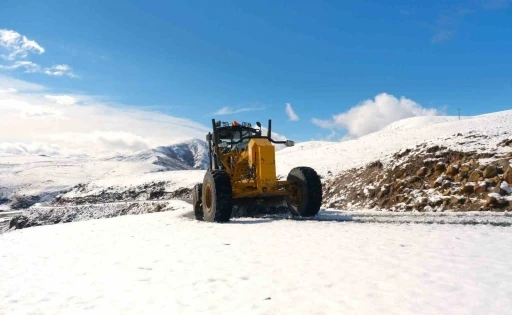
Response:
276,109,512,177
62,170,204,199
0,154,166,197
2,202,512,314
501,182,512,194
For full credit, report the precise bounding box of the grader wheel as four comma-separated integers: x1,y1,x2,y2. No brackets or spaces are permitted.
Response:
286,167,322,217
202,170,233,222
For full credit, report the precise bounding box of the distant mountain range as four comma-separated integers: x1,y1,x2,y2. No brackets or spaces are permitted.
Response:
106,138,209,170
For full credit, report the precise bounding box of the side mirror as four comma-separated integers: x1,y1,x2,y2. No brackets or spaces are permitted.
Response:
206,133,212,141
285,140,295,147
256,122,261,128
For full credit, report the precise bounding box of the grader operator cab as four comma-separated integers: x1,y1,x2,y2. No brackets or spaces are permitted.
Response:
192,119,322,222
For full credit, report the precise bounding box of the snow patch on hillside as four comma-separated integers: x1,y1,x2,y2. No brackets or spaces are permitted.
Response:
276,110,512,177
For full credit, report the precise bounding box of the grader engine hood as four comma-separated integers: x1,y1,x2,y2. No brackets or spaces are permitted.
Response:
248,138,277,191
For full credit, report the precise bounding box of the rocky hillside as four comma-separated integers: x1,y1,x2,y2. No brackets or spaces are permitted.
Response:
323,135,512,212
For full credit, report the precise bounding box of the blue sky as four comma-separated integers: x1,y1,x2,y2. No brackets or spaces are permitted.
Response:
1,0,511,145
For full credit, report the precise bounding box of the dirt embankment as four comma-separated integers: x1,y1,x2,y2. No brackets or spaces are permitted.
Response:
2,180,194,232
323,140,512,212
53,181,192,206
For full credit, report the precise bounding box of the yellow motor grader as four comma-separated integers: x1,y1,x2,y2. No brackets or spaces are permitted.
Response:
192,119,322,222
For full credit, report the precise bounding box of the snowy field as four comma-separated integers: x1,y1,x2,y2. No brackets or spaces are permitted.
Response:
1,201,512,314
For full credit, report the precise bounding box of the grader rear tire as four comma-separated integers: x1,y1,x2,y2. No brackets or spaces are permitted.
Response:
202,170,233,222
192,184,203,220
286,167,322,217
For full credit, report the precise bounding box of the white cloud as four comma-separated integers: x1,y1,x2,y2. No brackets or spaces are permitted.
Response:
0,76,210,156
44,95,77,105
0,29,78,78
312,93,442,139
0,142,61,156
0,87,17,93
44,131,151,153
285,103,299,121
20,106,61,119
0,62,77,78
0,60,41,73
213,106,265,115
44,64,77,78
0,29,45,60
0,75,44,91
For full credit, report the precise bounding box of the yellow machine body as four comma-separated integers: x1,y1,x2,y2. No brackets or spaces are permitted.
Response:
215,138,293,200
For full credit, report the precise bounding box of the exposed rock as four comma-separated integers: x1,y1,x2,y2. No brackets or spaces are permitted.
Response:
491,185,507,196
478,165,487,171
414,197,428,209
483,165,498,179
54,182,193,206
435,162,447,173
364,186,376,198
430,198,443,207
459,164,471,174
432,177,443,188
441,180,452,189
378,185,391,198
446,165,459,175
461,184,474,194
393,181,404,192
504,169,512,185
409,176,420,184
453,174,464,182
426,145,442,153
474,184,487,194
8,202,179,231
10,195,42,210
486,176,501,187
485,194,510,208
450,196,466,205
498,139,512,147
416,167,427,177
368,160,384,169
468,170,482,182
9,215,29,229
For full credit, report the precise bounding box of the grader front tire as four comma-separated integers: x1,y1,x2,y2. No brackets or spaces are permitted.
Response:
286,167,322,217
202,170,233,222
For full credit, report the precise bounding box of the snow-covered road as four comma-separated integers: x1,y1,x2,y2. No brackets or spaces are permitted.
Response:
1,201,512,314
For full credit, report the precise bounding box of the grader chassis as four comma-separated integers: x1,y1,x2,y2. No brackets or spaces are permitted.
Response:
192,119,322,222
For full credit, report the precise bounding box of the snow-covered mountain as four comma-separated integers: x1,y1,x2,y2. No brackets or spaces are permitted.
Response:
105,138,209,170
